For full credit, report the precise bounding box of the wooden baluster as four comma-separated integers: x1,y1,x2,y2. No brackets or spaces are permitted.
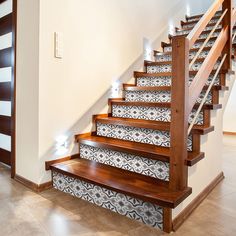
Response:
222,0,232,71
170,36,189,191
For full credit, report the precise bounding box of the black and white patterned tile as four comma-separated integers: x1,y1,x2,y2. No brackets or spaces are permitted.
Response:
136,74,219,87
147,60,219,73
112,105,204,125
125,91,171,103
52,171,164,229
176,25,221,36
80,144,169,181
137,76,172,87
155,50,210,62
146,64,172,73
124,90,212,104
96,122,193,151
187,12,221,23
182,19,218,29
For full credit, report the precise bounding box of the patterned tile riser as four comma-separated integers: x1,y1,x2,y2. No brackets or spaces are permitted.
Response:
155,50,210,62
187,12,222,22
136,75,220,87
52,171,163,229
124,90,212,104
112,105,204,125
96,122,193,151
176,24,222,36
146,61,220,73
163,39,216,52
80,144,170,181
182,19,218,29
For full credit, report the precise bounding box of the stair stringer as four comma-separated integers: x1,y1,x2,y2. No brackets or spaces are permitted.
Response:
172,65,236,222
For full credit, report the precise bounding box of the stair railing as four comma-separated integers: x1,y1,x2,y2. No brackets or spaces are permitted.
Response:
169,0,233,191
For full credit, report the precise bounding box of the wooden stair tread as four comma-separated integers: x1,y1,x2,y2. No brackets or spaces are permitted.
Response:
123,84,228,92
186,11,221,20
95,116,214,135
51,158,192,208
145,58,208,66
175,26,236,38
134,70,225,78
161,36,218,48
76,133,205,166
154,46,212,56
182,16,221,26
110,99,223,110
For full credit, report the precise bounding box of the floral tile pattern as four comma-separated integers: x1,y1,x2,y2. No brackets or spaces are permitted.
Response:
52,171,164,229
80,144,170,181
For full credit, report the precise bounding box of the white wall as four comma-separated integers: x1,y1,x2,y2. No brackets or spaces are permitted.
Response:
223,81,236,132
16,0,214,184
16,0,40,183
173,68,236,218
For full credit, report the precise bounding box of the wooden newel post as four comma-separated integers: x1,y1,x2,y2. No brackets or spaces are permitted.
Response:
222,0,232,71
170,36,189,191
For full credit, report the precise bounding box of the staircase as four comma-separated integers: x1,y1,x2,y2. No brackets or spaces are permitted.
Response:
48,0,236,233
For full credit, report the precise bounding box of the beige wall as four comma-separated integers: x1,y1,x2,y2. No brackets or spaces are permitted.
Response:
223,79,236,132
16,0,214,186
16,0,40,183
173,69,236,218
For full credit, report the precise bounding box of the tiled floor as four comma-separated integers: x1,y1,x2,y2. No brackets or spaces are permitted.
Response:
0,135,236,236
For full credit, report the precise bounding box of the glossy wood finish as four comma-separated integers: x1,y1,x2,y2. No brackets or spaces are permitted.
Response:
109,99,223,110
45,153,80,171
0,148,11,165
188,27,228,111
0,47,12,68
51,159,192,208
0,115,11,135
222,0,232,70
187,0,224,48
0,13,12,36
134,69,227,79
170,36,189,191
182,15,220,27
124,84,228,92
0,82,11,101
76,133,204,166
186,10,222,21
95,117,214,135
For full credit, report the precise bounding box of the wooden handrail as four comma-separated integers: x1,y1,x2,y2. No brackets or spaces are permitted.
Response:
189,9,227,69
170,0,232,191
188,27,228,112
187,0,224,48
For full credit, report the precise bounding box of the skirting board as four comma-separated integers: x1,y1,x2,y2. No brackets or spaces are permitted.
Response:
223,131,236,136
14,174,52,193
172,172,224,231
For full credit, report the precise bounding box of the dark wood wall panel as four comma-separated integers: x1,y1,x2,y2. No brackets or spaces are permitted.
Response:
0,148,11,166
0,0,7,4
0,82,11,100
0,13,12,37
0,115,11,135
0,47,12,68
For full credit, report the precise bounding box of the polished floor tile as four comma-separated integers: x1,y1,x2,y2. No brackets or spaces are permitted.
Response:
0,135,235,236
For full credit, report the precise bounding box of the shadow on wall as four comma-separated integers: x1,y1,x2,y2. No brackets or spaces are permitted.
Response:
38,0,191,183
